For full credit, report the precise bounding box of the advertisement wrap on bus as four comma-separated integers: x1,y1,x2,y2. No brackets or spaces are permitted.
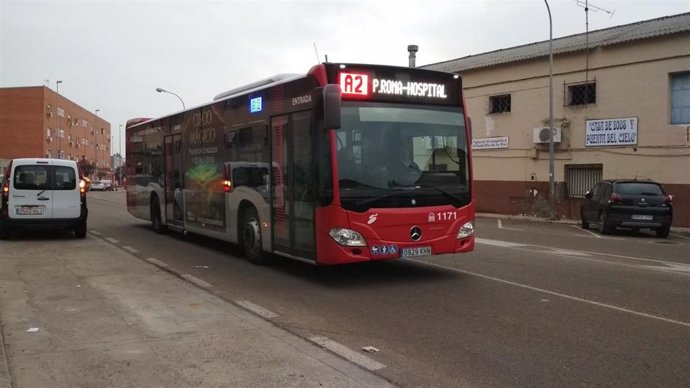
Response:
125,63,474,265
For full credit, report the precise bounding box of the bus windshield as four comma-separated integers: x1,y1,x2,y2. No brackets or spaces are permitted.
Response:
335,102,470,212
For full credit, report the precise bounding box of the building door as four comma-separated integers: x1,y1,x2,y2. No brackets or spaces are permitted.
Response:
270,111,316,260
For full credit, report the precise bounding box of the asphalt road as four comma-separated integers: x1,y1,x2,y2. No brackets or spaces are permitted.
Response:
85,191,690,387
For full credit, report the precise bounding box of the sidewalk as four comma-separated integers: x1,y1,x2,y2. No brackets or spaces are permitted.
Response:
477,213,690,235
0,236,393,388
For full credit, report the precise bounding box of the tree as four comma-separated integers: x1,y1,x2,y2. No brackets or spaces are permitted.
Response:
78,158,96,178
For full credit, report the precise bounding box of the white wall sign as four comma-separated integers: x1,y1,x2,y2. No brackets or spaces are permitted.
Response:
585,117,638,147
472,136,509,150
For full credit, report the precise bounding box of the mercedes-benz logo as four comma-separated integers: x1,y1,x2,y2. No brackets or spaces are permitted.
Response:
410,226,422,241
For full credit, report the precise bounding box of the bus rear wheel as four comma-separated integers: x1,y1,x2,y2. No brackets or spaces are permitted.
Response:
241,207,270,265
151,197,166,234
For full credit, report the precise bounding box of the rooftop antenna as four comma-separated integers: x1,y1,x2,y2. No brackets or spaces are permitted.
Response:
575,1,615,83
313,43,321,64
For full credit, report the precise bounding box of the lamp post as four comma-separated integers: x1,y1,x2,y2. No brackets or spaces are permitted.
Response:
56,80,63,158
155,87,186,110
544,0,555,219
117,124,125,157
119,124,124,156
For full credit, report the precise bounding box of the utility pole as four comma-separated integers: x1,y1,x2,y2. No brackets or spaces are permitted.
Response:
544,0,555,219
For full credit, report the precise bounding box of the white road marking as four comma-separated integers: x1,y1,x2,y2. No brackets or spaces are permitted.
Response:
89,230,102,236
181,274,213,289
414,260,690,329
105,237,119,244
236,300,279,319
122,246,139,254
639,263,690,273
477,237,689,274
670,233,690,241
569,224,602,238
309,336,386,371
497,219,521,231
145,258,169,269
548,249,591,257
475,238,525,248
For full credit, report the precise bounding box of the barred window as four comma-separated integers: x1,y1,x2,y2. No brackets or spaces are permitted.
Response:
489,94,511,113
565,164,602,198
566,82,596,106
671,72,690,124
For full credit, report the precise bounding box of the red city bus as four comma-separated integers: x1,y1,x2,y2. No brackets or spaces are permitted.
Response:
125,63,474,265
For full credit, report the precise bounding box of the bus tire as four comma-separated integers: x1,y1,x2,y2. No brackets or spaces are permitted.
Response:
241,207,270,265
151,196,166,234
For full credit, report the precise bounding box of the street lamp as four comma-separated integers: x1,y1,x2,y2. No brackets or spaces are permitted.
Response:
544,0,555,219
155,87,186,110
119,124,124,155
56,80,63,158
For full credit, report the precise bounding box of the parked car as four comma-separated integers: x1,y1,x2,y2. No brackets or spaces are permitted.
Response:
0,158,88,239
102,179,114,191
581,179,673,237
90,180,106,191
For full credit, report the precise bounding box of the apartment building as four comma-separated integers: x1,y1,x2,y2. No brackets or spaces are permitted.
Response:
0,86,112,178
424,13,690,227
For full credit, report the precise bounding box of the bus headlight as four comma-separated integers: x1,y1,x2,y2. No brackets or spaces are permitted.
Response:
329,228,367,247
457,221,474,238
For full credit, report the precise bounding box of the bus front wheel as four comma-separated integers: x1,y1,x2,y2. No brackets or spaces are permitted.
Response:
241,207,270,265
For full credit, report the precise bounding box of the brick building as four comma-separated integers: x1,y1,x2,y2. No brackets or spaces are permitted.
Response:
424,13,690,227
0,86,112,179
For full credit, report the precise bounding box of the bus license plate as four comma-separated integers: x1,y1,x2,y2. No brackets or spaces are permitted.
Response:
401,246,432,258
631,214,653,221
16,206,45,216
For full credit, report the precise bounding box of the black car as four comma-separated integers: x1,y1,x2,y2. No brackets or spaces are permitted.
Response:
581,180,673,237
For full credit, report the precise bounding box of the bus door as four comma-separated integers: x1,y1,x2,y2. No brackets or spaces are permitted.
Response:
271,111,316,260
163,134,184,226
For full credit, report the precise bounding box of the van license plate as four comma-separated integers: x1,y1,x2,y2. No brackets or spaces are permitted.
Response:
16,206,45,215
631,214,653,221
401,246,432,258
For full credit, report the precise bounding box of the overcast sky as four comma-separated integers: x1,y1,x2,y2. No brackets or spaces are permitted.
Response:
2,0,689,155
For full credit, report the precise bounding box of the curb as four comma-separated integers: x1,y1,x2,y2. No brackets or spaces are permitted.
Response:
476,213,690,235
0,316,12,388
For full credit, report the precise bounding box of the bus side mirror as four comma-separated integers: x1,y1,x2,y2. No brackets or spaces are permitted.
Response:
322,84,341,130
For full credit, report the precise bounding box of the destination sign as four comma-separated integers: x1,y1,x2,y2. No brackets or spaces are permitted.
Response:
339,72,449,100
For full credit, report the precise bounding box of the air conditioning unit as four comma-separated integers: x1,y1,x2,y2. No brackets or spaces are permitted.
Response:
533,127,561,144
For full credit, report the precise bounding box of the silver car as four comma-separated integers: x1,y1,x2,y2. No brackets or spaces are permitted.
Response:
90,180,106,191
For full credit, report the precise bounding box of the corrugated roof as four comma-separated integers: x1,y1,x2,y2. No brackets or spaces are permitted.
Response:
422,12,690,73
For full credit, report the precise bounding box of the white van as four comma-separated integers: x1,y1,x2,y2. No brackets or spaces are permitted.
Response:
0,158,88,239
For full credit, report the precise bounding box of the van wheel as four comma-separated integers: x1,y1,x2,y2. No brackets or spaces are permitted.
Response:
0,229,10,240
74,221,87,239
151,198,166,234
240,207,270,265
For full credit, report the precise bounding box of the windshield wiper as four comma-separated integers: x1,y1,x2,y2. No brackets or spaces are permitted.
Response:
418,185,464,202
